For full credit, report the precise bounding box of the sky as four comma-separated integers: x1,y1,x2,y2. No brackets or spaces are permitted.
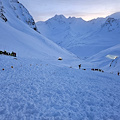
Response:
19,0,120,22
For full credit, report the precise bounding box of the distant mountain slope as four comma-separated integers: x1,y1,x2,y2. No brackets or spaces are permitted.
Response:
36,13,120,59
86,44,120,74
0,0,80,65
107,12,120,19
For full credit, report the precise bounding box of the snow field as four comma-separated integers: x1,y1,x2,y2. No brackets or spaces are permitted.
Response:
1,1,120,119
0,56,120,120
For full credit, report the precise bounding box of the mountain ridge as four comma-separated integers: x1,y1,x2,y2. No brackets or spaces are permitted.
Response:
36,12,120,58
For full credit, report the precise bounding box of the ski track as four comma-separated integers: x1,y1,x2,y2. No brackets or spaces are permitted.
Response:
0,56,120,120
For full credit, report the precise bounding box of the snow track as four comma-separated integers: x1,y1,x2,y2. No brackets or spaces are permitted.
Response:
0,56,120,120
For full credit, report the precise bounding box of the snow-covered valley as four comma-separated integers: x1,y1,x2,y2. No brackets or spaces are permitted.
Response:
0,0,120,119
36,13,120,75
36,14,120,59
0,55,120,120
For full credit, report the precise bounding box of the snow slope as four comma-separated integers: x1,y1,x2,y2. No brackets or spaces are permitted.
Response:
0,55,120,120
0,0,37,31
86,44,120,74
0,1,120,119
107,12,120,19
0,0,81,65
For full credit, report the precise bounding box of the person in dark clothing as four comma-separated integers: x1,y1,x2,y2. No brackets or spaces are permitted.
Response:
118,72,119,76
79,64,81,69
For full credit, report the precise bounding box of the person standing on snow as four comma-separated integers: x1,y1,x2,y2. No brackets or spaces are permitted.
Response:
79,64,81,69
118,72,119,76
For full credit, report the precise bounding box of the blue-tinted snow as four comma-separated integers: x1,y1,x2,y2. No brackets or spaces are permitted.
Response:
0,56,120,120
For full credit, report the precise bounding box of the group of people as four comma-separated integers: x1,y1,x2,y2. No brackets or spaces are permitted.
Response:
0,50,16,57
78,64,119,76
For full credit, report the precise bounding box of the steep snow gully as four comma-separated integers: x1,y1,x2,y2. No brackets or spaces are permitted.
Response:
0,56,120,120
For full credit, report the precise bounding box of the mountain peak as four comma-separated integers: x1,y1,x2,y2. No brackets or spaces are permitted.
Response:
107,12,120,19
52,14,67,22
68,16,85,23
46,14,67,24
54,14,66,19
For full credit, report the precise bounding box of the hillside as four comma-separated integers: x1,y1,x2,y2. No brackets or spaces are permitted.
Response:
0,0,81,66
0,55,120,120
0,0,37,31
0,0,120,119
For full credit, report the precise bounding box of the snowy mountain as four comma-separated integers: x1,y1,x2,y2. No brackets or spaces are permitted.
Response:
107,12,120,19
36,13,120,72
36,13,120,57
36,15,105,57
102,17,120,32
0,0,81,65
0,0,37,31
0,0,120,119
